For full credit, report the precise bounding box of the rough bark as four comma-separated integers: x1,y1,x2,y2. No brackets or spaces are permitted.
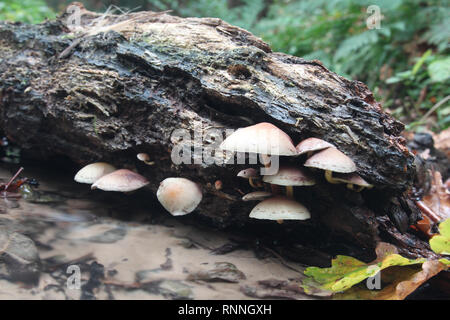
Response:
0,4,437,262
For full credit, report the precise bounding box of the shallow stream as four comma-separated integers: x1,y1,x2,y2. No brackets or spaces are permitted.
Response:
0,164,312,300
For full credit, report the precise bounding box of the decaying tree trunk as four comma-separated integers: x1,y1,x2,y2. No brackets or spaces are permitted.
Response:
0,4,438,263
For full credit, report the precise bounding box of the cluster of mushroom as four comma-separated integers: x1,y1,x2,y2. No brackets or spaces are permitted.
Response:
74,162,149,192
74,156,203,217
220,122,372,223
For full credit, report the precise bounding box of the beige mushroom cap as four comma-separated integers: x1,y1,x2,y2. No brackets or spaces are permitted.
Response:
137,153,150,162
237,168,259,178
157,177,203,216
296,138,335,155
242,191,272,201
74,162,117,184
220,122,297,156
262,166,315,186
304,147,356,173
334,173,373,187
249,196,311,220
91,169,149,192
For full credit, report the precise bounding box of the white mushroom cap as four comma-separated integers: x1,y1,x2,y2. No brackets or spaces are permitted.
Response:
91,169,149,192
242,191,272,201
334,173,373,188
157,177,203,216
137,153,150,162
262,166,315,186
249,196,311,220
74,162,116,184
237,168,259,178
304,147,356,173
220,122,297,156
296,138,335,155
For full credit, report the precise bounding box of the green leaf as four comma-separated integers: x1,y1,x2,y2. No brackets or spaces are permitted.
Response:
430,218,450,255
428,58,450,83
411,49,432,75
302,254,425,293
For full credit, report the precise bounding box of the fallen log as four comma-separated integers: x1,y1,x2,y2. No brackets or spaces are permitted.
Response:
0,3,438,262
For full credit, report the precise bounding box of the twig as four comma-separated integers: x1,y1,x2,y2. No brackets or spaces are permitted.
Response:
419,95,450,123
3,167,23,192
415,200,441,223
58,37,84,59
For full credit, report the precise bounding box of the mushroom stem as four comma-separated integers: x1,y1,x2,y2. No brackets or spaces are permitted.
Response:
286,186,294,198
270,184,280,195
262,153,277,194
347,183,364,192
261,154,271,166
249,178,264,188
325,170,340,184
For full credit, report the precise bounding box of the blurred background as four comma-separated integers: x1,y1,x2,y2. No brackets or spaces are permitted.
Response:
1,0,448,132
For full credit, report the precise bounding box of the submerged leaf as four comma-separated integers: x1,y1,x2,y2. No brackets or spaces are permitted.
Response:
187,262,246,283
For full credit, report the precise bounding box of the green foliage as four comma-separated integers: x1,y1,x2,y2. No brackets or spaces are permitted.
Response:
386,50,450,130
149,0,265,31
0,0,55,23
151,0,449,131
430,218,450,255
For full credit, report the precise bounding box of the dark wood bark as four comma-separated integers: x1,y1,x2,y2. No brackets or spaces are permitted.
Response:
0,4,438,263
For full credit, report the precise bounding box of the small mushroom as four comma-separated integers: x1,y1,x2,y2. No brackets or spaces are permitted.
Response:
296,138,335,156
262,166,315,198
333,173,373,192
91,169,149,192
242,191,272,201
74,162,116,184
249,196,311,222
220,122,297,172
157,177,203,216
237,168,263,188
137,153,155,165
304,147,356,184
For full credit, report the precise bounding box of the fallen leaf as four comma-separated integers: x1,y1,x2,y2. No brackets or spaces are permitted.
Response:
430,218,450,255
422,171,450,221
335,260,448,300
410,214,433,238
432,128,450,158
301,242,426,295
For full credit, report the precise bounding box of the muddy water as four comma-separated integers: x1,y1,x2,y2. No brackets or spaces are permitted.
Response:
0,164,313,300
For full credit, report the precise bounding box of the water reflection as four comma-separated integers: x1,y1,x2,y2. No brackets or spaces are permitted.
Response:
0,164,310,300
